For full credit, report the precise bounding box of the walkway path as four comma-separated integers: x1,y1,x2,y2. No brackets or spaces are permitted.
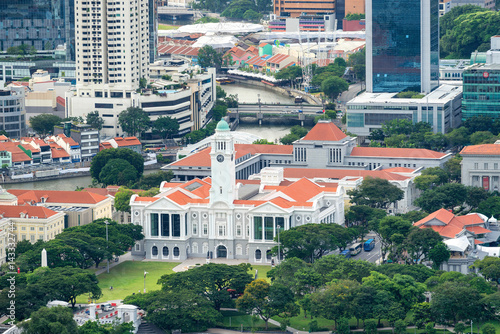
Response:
94,252,144,276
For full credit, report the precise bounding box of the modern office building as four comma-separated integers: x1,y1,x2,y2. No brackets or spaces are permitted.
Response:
366,0,439,93
0,0,75,60
149,0,158,64
346,84,462,136
75,0,149,91
462,36,500,120
0,87,28,139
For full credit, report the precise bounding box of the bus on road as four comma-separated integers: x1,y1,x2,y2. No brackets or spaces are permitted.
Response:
349,243,362,256
364,239,376,251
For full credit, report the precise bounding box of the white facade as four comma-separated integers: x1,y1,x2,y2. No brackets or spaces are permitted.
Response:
75,0,149,92
0,87,27,139
131,120,345,262
346,84,463,137
461,143,500,191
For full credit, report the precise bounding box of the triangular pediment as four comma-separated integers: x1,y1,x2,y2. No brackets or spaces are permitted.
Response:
144,196,184,210
248,201,290,214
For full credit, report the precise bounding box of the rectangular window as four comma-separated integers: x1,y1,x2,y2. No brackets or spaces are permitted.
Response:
474,163,479,169
172,214,181,237
203,223,208,235
151,213,159,236
264,217,274,240
275,217,285,232
161,214,170,236
485,163,489,170
495,163,498,170
254,216,263,240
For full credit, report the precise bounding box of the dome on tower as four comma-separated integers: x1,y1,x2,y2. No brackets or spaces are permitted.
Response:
216,119,230,132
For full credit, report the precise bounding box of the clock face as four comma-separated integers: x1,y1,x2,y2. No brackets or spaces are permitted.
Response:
216,154,225,163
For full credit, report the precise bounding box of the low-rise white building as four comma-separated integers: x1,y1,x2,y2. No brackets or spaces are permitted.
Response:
346,84,463,138
131,120,346,262
461,143,500,191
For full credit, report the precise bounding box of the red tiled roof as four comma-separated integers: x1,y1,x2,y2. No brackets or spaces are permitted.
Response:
259,43,269,47
57,134,79,147
0,205,58,218
414,209,487,239
114,137,141,147
0,135,8,140
283,168,411,181
50,144,70,158
383,167,415,173
0,142,32,162
302,122,347,141
460,144,500,155
267,54,291,64
56,96,65,107
8,189,109,205
350,147,446,159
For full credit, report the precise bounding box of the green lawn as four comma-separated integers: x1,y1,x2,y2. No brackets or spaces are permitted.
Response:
158,23,179,30
250,264,273,282
78,261,179,304
221,310,279,330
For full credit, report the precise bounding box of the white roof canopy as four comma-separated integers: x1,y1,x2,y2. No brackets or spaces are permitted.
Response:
444,236,470,252
177,22,264,34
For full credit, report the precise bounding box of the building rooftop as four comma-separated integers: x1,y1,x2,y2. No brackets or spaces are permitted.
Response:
283,168,412,181
0,205,59,219
414,209,487,239
301,121,347,141
460,144,500,155
8,189,109,205
350,147,447,159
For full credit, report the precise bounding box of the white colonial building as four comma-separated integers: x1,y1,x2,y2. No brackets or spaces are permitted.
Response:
130,120,345,262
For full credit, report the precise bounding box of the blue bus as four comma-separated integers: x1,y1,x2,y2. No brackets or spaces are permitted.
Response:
364,239,375,251
340,249,351,258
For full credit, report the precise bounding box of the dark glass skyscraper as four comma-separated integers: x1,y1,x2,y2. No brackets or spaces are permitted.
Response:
0,0,75,60
366,0,439,93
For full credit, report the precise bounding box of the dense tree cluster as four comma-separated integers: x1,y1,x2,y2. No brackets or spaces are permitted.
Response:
279,125,309,145
14,219,143,272
90,148,144,187
30,114,63,136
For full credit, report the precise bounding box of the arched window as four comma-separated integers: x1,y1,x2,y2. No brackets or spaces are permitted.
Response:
255,249,262,260
173,247,180,257
266,250,272,260
152,246,158,256
162,246,169,257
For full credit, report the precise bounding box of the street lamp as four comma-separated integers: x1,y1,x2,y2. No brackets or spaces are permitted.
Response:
258,94,262,115
471,321,473,334
105,220,110,274
144,271,149,293
277,225,281,264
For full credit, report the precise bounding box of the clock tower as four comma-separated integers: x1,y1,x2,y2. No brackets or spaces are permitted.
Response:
209,119,236,205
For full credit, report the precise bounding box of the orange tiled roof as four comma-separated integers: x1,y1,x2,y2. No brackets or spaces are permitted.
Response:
0,205,58,218
414,209,486,239
57,134,79,147
50,144,70,158
259,43,269,47
8,189,109,205
0,135,8,141
302,122,347,141
460,144,500,155
171,144,292,167
0,142,32,162
113,137,141,147
383,167,415,173
350,147,446,159
283,168,411,181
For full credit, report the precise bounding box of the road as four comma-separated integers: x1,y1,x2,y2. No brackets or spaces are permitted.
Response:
328,233,382,264
337,82,363,112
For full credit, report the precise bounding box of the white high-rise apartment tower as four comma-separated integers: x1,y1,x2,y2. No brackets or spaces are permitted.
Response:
75,0,149,94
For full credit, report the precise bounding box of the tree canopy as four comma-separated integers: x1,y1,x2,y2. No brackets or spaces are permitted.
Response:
30,114,63,136
347,177,404,209
99,158,138,186
19,306,78,334
118,107,150,137
198,45,223,69
90,148,144,184
86,111,105,131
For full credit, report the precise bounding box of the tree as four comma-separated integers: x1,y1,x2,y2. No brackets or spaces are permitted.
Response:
345,205,386,241
440,5,488,38
310,279,359,327
348,49,365,81
29,266,102,307
364,319,377,334
444,155,462,182
139,77,148,89
90,148,144,184
216,86,227,99
404,228,443,264
280,133,300,145
414,167,449,191
198,45,223,69
478,196,500,219
114,188,135,213
464,116,494,133
470,131,496,145
159,263,253,311
124,289,222,332
482,324,496,334
275,66,303,89
78,321,135,334
472,257,500,282
440,11,500,58
275,223,353,263
30,114,62,136
445,127,470,148
412,302,432,329
431,282,484,325
19,306,78,334
347,177,404,210
221,0,258,19
454,323,467,334
99,158,138,186
290,125,308,138
253,139,275,145
394,320,407,334
466,186,489,209
86,111,105,131
429,243,452,269
321,76,349,100
243,9,262,22
415,183,468,212
132,170,174,190
374,216,412,262
118,107,150,137
237,279,297,329
153,116,179,139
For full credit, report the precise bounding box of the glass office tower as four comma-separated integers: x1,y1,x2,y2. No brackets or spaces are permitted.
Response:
366,0,439,93
0,0,75,61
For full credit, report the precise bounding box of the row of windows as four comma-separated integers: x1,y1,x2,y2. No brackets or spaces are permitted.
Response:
473,162,499,170
150,213,182,237
254,216,285,241
152,246,179,257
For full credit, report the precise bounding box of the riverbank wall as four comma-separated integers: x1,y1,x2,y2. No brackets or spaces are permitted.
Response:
226,75,321,105
2,163,164,185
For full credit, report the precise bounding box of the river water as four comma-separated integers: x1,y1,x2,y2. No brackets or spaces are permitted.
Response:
221,83,295,104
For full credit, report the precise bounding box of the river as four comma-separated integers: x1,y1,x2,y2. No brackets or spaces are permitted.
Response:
221,83,295,104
